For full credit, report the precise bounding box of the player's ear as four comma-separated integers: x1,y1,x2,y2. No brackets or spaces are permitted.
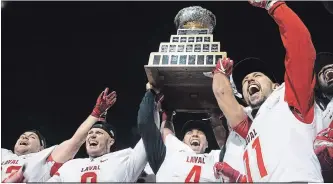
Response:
272,83,280,90
39,145,44,151
106,138,114,153
204,140,208,150
108,138,115,147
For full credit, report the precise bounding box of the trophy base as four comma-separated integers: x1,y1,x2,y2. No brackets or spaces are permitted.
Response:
145,65,218,112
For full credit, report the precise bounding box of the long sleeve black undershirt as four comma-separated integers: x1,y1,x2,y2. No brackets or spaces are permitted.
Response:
137,91,166,174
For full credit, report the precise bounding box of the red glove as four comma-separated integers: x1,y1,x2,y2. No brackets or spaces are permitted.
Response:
214,162,247,182
248,0,283,11
213,57,234,77
91,88,117,119
162,111,168,122
314,125,333,171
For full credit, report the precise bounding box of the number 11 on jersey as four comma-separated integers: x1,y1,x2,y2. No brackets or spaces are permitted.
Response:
243,136,268,182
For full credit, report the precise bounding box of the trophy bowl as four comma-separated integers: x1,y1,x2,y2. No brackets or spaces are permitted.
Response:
145,6,227,112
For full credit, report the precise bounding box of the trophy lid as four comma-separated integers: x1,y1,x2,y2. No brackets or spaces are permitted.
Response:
174,6,216,34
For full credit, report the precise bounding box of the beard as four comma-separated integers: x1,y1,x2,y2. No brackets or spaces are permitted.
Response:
320,84,333,97
249,96,267,110
318,78,333,97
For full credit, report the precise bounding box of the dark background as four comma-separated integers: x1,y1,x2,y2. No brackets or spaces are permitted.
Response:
2,1,333,158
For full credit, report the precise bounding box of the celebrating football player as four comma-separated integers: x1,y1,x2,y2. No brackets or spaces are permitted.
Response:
313,52,333,182
46,89,147,182
212,1,323,182
1,88,117,182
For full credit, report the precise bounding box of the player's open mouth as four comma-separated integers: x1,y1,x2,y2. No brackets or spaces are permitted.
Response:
190,139,200,146
324,67,333,84
19,141,28,146
89,140,98,147
248,83,260,96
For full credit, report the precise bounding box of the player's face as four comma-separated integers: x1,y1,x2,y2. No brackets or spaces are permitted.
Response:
14,132,42,156
86,128,114,158
317,64,333,96
183,129,208,154
242,72,277,109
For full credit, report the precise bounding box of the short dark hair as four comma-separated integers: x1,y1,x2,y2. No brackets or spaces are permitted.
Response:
232,57,277,94
314,52,333,75
25,129,47,148
181,120,210,139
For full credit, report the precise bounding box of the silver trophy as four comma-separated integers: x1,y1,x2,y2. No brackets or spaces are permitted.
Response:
144,6,227,113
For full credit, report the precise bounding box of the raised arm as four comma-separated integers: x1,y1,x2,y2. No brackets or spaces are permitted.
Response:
251,1,316,123
137,84,166,174
160,111,176,140
212,58,248,130
50,88,116,165
126,139,148,182
209,111,228,149
275,2,316,123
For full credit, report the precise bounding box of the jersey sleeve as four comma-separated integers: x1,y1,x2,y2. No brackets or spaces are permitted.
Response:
270,2,316,123
125,139,148,182
1,148,14,159
46,159,72,182
24,146,58,182
137,91,166,174
45,155,64,177
232,116,252,139
230,106,253,139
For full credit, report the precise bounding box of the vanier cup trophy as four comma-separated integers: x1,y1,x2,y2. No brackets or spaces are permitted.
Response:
144,6,228,113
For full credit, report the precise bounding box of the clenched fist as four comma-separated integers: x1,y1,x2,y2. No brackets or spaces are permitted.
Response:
213,57,234,77
146,82,164,105
314,125,333,171
91,88,117,119
214,162,247,182
146,82,161,94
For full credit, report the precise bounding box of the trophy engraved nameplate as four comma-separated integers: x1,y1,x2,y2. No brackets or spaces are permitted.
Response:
145,6,227,113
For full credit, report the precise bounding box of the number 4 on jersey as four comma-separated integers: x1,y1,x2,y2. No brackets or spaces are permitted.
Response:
185,165,201,182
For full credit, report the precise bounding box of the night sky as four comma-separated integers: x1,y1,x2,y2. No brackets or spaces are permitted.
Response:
2,1,333,158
